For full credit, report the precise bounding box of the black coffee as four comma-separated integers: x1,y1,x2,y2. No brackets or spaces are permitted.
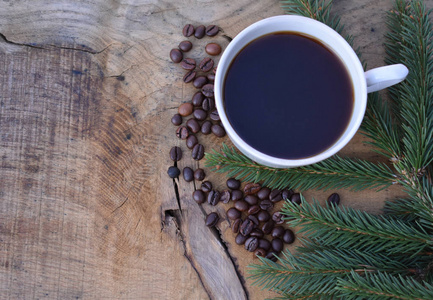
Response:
224,32,353,159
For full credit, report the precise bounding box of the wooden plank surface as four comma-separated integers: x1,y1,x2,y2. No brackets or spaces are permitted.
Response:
0,0,418,299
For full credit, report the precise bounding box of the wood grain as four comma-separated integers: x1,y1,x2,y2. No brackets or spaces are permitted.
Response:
0,0,420,299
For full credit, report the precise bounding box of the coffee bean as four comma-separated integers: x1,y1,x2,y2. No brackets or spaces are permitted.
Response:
210,110,220,121
257,187,271,200
269,189,283,203
199,57,214,72
211,124,226,137
248,215,259,226
179,40,192,52
201,181,212,192
205,212,219,227
259,239,271,251
232,218,242,233
271,226,285,238
193,190,206,204
234,200,249,212
257,210,271,222
272,212,284,225
202,97,215,111
259,200,273,211
327,193,340,206
244,183,261,195
207,73,215,82
227,207,241,220
206,25,219,36
283,229,295,244
186,135,198,149
245,237,259,252
208,190,221,206
212,67,217,74
231,190,243,201
183,167,194,182
201,84,214,97
176,126,189,139
205,43,222,56
235,233,248,245
255,248,266,257
194,168,206,181
193,76,208,88
178,102,194,116
193,109,207,121
183,24,194,37
183,70,196,83
192,144,204,160
171,114,182,126
201,120,212,135
250,228,264,238
272,238,284,253
181,58,196,70
262,220,275,234
226,178,241,190
266,251,278,262
248,205,260,215
282,188,294,200
240,219,255,236
291,193,302,205
170,48,183,63
186,118,200,133
245,195,259,206
220,190,231,204
192,91,205,107
169,146,182,161
194,25,205,39
167,166,180,178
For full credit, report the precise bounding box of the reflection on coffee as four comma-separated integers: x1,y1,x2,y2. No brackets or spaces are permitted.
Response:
223,32,353,159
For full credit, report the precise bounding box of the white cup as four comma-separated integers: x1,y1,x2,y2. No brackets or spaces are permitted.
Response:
214,15,408,168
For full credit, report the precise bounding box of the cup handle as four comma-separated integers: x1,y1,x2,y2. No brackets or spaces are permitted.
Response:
364,64,409,93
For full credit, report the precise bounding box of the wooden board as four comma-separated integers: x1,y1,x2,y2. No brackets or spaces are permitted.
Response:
0,0,417,299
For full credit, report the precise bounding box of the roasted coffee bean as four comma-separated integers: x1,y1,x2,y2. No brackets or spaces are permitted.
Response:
201,120,212,135
194,25,205,39
232,218,242,233
180,58,196,70
176,126,189,139
269,189,283,203
208,190,221,206
199,57,214,72
272,238,284,253
171,113,182,126
235,233,248,245
205,43,222,56
212,67,217,74
183,167,194,182
167,166,180,178
283,229,295,244
205,212,219,227
262,220,275,234
192,144,204,160
170,48,183,63
178,102,194,116
206,25,219,36
248,205,260,215
257,187,271,200
169,146,182,161
193,76,208,88
245,195,259,206
183,24,194,37
291,193,302,205
244,183,261,195
211,124,226,137
193,190,206,204
193,109,207,121
227,207,241,220
272,212,284,225
202,84,214,98
179,40,192,52
328,193,340,206
226,178,241,190
258,239,271,251
266,251,278,262
234,200,249,212
282,188,294,200
192,91,205,107
186,118,200,133
220,190,231,204
257,210,271,222
259,200,273,211
207,73,215,82
183,70,196,83
248,215,259,226
240,219,255,236
231,190,243,201
194,168,206,181
245,237,259,252
201,181,212,192
250,228,264,238
186,135,198,149
202,97,215,111
271,226,285,238
255,248,266,257
210,110,220,121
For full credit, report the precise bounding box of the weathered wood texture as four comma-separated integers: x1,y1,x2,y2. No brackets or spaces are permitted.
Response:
0,0,418,299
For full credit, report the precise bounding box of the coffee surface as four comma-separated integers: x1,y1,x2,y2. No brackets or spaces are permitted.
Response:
224,32,353,159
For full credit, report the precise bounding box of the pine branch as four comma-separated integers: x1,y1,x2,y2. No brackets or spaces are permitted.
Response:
205,144,397,191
